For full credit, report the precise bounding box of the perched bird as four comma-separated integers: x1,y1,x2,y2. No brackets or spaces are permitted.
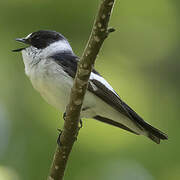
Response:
13,30,168,144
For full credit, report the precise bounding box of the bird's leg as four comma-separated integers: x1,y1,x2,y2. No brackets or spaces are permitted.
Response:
57,112,83,145
64,111,83,129
57,112,66,147
63,112,66,121
57,128,62,147
73,119,83,141
79,119,83,129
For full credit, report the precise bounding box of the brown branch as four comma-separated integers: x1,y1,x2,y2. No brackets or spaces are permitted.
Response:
48,0,116,179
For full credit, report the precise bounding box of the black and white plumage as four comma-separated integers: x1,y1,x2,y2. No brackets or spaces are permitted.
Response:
13,30,168,144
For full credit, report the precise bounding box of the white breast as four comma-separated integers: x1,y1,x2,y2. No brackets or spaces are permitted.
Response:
26,58,73,112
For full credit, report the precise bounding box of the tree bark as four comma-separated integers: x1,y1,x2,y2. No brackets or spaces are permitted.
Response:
48,0,116,179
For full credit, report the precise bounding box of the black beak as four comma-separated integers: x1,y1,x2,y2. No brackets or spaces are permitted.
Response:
15,38,27,43
12,38,30,52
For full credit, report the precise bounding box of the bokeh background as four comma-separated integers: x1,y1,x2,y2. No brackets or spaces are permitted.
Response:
0,0,179,179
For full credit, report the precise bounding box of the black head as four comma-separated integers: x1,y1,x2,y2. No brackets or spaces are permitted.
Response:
13,30,66,52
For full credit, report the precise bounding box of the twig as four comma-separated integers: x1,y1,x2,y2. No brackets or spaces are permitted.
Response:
48,0,116,179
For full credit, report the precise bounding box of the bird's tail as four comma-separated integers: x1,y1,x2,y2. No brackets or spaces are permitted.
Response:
121,102,168,144
94,115,168,144
138,120,168,144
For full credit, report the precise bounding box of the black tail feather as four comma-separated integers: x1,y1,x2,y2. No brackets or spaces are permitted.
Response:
122,101,168,144
93,101,168,144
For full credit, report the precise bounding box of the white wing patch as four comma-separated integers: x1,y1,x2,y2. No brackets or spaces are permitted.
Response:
89,81,98,91
90,72,118,95
25,33,32,39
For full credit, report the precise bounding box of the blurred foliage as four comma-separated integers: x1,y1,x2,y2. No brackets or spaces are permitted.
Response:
0,0,179,180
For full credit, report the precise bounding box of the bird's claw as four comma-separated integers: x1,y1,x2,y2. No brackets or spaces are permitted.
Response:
57,128,62,147
63,112,83,129
79,119,83,129
63,112,66,121
60,112,82,143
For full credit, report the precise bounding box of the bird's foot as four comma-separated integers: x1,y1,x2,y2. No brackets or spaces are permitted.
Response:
60,112,82,143
57,128,62,147
63,111,83,129
79,119,83,129
75,119,83,140
63,112,66,121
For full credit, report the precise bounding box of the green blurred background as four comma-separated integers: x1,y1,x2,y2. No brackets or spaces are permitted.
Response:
0,0,179,179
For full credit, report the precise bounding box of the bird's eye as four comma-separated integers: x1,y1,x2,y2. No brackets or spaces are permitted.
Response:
34,36,40,40
31,35,40,41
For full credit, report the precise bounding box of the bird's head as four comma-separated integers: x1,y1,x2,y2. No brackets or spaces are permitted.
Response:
13,30,73,59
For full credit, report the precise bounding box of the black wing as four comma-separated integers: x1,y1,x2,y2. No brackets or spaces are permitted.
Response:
51,52,99,77
51,53,168,143
51,52,143,124
88,78,137,121
51,52,78,78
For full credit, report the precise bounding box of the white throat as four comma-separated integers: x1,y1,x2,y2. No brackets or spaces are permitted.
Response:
21,39,73,75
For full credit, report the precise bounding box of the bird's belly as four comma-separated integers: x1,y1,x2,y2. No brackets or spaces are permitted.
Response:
30,67,73,112
38,81,71,112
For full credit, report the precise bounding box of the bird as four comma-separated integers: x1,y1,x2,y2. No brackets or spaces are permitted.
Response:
13,30,168,144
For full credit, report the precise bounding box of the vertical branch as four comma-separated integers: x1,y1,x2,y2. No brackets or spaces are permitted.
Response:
48,0,116,179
